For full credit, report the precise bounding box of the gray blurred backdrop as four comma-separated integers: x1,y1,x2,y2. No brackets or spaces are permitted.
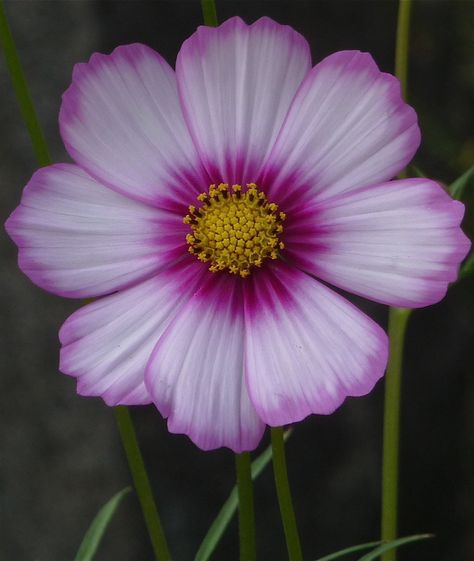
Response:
1,1,473,560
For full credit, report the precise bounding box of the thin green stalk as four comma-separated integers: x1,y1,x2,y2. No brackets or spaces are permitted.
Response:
381,2,413,560
200,0,218,27
381,308,411,561
115,407,172,561
395,0,412,100
271,427,303,561
0,0,50,166
235,452,257,561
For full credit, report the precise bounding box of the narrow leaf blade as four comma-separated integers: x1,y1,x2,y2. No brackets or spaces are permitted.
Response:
194,430,292,561
314,540,382,561
74,487,131,561
449,165,474,200
409,164,426,178
357,533,433,561
194,488,238,561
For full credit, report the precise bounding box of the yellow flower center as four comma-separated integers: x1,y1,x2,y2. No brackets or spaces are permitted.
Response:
184,183,285,278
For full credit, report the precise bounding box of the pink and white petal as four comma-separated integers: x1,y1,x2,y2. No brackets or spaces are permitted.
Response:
59,259,206,406
176,16,311,184
244,263,388,426
146,273,265,452
60,43,209,210
285,179,471,308
5,164,186,298
263,51,420,206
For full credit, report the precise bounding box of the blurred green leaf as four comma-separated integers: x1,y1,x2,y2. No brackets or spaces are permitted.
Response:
314,540,382,561
74,487,131,561
449,165,474,200
357,533,433,561
410,164,426,178
194,429,292,561
460,251,474,280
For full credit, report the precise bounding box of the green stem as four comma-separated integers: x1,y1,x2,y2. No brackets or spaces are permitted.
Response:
235,452,257,561
200,0,218,27
271,427,303,561
0,0,50,166
381,3,413,560
115,407,172,561
395,0,412,100
381,308,411,560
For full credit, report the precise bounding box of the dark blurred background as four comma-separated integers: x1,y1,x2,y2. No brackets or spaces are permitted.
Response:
1,1,473,560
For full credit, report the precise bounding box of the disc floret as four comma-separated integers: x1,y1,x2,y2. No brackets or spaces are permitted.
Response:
184,183,286,278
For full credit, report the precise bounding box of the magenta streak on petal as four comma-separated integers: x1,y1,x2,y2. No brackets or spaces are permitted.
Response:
280,202,331,264
191,271,247,315
204,151,255,188
257,164,322,218
161,164,211,214
243,263,298,319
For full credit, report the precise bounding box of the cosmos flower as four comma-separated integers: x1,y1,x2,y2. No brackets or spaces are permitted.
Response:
6,17,470,452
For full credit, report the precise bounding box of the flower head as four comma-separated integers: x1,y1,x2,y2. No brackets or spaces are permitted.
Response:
6,17,470,451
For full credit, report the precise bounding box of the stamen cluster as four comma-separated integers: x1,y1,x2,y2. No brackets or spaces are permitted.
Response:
184,183,286,278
